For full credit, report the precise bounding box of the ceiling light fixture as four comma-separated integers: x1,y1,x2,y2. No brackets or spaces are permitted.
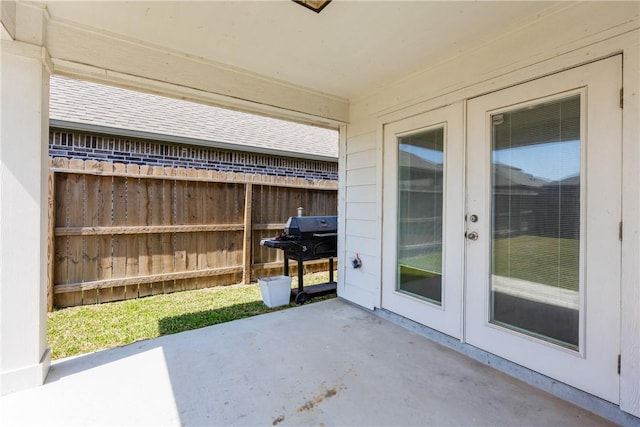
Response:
293,0,332,14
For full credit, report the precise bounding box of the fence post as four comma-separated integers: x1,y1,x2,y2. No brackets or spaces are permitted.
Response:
47,168,55,312
242,183,253,284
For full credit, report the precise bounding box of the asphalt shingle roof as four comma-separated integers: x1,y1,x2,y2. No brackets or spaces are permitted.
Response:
49,76,339,161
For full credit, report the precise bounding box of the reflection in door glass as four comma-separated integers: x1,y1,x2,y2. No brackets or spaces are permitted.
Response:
397,127,444,304
491,94,580,350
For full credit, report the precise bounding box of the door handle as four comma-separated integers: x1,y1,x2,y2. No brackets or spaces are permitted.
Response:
467,231,479,241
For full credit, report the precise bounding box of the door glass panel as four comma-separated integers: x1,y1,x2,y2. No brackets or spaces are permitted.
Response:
397,127,444,304
490,94,580,350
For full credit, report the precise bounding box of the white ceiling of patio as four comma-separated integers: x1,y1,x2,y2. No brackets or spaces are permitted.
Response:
39,1,561,101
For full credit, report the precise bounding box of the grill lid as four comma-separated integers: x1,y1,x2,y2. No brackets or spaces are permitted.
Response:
284,215,337,239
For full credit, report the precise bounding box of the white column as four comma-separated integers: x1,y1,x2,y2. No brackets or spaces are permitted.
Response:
0,45,51,395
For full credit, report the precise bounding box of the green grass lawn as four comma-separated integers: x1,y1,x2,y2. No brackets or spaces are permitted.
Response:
48,272,336,360
399,251,442,273
493,235,579,290
399,234,578,291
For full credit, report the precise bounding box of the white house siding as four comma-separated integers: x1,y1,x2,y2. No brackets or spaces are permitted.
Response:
338,131,380,309
339,2,639,417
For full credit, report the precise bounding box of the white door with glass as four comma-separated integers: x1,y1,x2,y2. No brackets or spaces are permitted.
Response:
465,56,622,403
382,56,621,403
382,104,464,339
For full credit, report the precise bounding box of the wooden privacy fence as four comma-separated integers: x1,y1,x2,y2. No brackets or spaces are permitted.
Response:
48,158,338,310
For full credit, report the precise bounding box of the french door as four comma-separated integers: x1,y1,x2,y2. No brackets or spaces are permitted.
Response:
382,55,622,403
382,103,464,338
465,56,622,403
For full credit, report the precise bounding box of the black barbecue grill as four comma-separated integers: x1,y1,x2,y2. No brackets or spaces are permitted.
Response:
260,215,337,303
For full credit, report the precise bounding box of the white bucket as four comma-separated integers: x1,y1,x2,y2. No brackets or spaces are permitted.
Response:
258,276,292,308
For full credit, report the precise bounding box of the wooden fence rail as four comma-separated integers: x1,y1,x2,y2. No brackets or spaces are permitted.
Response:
48,157,338,310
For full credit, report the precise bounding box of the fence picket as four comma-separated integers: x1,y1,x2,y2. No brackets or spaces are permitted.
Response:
174,178,187,292
184,170,199,290
111,172,127,301
162,179,177,294
125,172,141,300
54,173,70,305
137,178,153,297
82,174,100,304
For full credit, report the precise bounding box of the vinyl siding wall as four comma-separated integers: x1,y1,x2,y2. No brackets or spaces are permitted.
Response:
338,131,379,308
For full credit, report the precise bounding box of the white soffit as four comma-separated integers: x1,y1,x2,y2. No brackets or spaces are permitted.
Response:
39,1,562,100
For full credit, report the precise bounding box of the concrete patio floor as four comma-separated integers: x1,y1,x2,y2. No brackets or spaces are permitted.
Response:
1,299,617,426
